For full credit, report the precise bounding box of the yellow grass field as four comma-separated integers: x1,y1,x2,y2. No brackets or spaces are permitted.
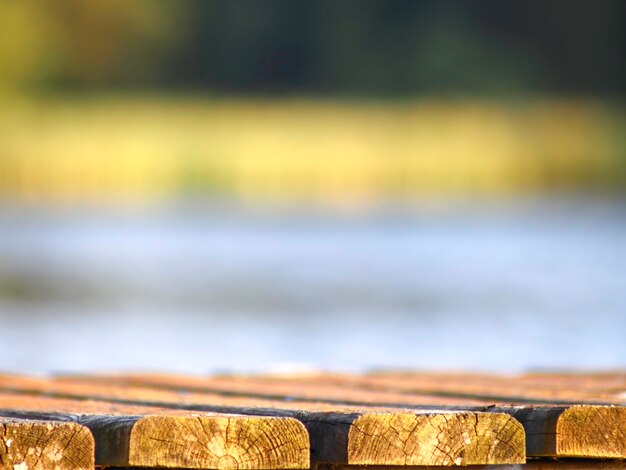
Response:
0,96,623,204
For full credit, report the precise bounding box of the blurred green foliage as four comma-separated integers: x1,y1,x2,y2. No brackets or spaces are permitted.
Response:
1,0,624,96
0,0,182,91
0,1,623,203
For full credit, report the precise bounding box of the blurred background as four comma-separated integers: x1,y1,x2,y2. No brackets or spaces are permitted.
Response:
0,0,625,374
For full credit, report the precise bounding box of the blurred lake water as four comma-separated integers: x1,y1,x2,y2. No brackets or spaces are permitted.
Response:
0,198,624,374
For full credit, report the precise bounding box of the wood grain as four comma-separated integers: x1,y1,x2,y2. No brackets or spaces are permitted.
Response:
0,385,525,466
0,417,94,470
0,394,310,469
276,372,622,405
364,371,626,403
54,371,622,405
0,373,416,413
493,405,626,459
345,412,524,466
46,373,489,408
48,373,625,460
88,414,309,469
317,462,626,470
2,372,625,467
520,372,626,395
293,410,526,466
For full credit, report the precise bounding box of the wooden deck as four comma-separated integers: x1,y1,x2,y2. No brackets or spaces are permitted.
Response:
0,371,624,469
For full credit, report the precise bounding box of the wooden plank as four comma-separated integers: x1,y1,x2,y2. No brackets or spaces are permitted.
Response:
0,373,474,411
0,391,203,416
49,373,626,460
520,372,626,394
3,372,624,466
101,463,626,470
84,413,308,470
56,372,622,405
300,411,525,466
317,462,626,470
0,385,525,466
293,372,623,405
494,405,626,459
0,394,310,469
42,374,491,408
516,462,626,470
365,371,626,401
0,417,94,470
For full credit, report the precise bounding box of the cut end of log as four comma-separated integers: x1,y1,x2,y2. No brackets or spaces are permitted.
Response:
0,418,94,470
556,406,626,459
128,415,310,469
347,412,525,466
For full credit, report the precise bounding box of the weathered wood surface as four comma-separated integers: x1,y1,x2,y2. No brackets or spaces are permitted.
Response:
88,413,308,469
192,372,622,404
0,391,193,416
104,461,626,470
54,373,496,406
0,417,94,470
496,405,626,459
1,371,625,467
0,385,526,466
0,393,309,469
54,371,623,405
47,373,626,459
0,373,481,411
520,371,626,392
104,463,626,470
358,372,625,404
306,411,525,466
317,463,626,470
41,374,491,408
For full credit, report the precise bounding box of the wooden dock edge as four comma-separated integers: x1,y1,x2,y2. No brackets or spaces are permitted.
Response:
0,417,94,470
493,405,626,459
347,412,525,466
127,415,310,469
314,462,626,470
302,411,525,467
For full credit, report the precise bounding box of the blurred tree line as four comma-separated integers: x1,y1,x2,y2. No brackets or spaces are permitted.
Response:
1,0,624,96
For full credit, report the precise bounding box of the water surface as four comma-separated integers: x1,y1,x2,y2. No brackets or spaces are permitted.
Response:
1,199,624,374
